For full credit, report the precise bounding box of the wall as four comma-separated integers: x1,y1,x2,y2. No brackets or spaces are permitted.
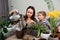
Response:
8,0,60,15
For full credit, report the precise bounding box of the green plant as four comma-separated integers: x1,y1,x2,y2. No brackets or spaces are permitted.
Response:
0,31,5,40
0,19,7,40
0,19,13,40
41,24,49,34
31,22,49,37
47,10,60,38
50,27,58,38
31,23,41,37
37,23,41,37
47,10,60,27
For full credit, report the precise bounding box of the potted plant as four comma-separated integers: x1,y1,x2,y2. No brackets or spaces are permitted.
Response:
50,27,58,40
31,23,41,40
0,18,12,40
0,19,8,40
47,10,60,40
0,31,5,40
32,23,50,40
40,23,51,40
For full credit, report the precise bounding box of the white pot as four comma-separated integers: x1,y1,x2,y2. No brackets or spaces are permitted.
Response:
49,37,58,40
34,37,40,40
41,33,50,39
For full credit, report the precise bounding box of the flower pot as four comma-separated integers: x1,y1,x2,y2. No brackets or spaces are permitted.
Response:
49,35,58,40
15,30,23,39
49,37,58,40
58,26,60,40
51,38,58,40
41,33,50,40
57,32,60,40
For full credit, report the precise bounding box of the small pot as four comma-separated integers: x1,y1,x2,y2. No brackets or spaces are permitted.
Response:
49,37,58,40
41,33,50,40
57,32,60,40
49,35,58,40
15,30,23,39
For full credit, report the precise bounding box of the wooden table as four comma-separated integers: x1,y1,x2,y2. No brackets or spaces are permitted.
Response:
6,35,22,40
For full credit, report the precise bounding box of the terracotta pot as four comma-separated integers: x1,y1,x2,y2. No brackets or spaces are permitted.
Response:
58,26,60,40
57,32,60,40
15,30,23,39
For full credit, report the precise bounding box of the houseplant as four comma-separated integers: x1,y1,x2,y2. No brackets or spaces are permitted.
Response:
0,19,8,40
47,10,60,40
31,23,41,40
0,18,13,40
40,23,51,40
0,31,5,40
32,22,50,40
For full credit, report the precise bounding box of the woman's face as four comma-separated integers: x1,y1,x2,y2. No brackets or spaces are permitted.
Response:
26,8,33,18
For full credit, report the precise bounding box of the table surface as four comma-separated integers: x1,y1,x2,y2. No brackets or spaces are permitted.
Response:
6,35,22,40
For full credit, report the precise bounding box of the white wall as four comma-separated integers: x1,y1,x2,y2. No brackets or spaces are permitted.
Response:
8,0,60,15
52,0,60,11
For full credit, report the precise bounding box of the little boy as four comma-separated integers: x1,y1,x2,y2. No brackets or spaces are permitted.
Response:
37,11,51,30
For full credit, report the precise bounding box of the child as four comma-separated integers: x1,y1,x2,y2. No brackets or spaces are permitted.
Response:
37,11,51,30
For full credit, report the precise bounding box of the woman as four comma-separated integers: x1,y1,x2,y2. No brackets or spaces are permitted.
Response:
24,6,37,25
23,6,37,40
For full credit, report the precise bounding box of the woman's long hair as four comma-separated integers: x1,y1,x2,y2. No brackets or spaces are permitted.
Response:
24,6,37,22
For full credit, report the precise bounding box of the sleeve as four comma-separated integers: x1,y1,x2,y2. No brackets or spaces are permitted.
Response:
42,20,51,30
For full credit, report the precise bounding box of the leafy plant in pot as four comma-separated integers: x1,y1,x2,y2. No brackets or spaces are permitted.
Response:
0,19,8,40
32,23,50,40
32,23,49,40
0,31,5,40
47,10,60,40
50,27,58,40
0,19,13,40
40,24,51,40
31,23,41,40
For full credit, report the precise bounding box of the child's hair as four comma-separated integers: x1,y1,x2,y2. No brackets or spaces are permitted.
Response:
38,11,46,18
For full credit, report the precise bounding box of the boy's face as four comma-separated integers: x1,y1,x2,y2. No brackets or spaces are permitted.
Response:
37,13,45,20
